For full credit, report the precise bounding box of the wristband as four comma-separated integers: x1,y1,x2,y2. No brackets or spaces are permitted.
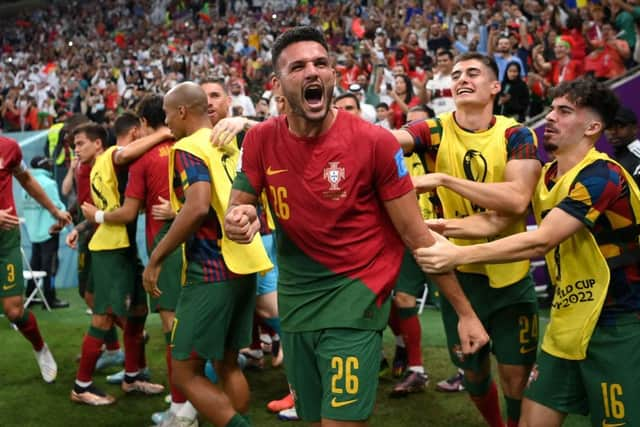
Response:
95,210,105,224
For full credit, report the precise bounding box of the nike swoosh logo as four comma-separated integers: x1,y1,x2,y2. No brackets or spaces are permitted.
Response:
266,166,288,176
2,284,16,291
602,421,626,427
520,345,537,354
330,397,358,408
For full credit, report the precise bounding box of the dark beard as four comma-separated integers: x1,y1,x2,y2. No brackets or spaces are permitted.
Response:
543,142,558,153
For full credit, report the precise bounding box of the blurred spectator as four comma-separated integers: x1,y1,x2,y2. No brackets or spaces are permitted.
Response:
334,92,361,117
0,0,636,133
375,102,391,129
389,74,420,129
605,106,640,186
229,78,256,117
425,50,455,116
495,62,529,123
490,34,526,81
21,155,69,309
348,83,376,123
584,22,630,81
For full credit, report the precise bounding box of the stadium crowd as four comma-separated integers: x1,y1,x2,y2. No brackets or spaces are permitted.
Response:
2,2,640,427
1,0,640,133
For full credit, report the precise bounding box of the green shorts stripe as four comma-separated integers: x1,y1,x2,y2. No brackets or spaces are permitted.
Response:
393,249,427,297
0,228,24,298
440,272,538,371
525,316,640,426
91,248,146,317
149,223,183,312
171,275,256,361
282,328,381,422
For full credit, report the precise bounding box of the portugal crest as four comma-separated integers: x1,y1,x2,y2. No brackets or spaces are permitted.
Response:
323,161,346,199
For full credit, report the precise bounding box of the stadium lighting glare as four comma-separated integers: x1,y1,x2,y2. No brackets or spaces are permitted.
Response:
68,41,73,47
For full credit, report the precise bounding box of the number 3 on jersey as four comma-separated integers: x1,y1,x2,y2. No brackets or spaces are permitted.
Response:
269,185,290,220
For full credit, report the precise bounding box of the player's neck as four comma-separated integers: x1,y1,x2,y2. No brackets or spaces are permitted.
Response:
185,118,213,137
287,108,337,139
555,142,593,176
454,105,494,131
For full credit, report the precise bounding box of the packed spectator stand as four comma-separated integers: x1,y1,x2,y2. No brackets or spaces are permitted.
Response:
0,0,638,134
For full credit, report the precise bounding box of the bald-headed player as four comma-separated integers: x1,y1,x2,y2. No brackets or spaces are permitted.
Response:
143,82,272,427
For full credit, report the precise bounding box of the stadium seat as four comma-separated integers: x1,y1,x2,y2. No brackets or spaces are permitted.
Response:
21,247,51,312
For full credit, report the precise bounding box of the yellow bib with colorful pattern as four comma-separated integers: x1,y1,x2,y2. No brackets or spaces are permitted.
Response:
169,128,273,275
435,113,530,287
89,146,130,251
534,148,640,360
405,153,438,220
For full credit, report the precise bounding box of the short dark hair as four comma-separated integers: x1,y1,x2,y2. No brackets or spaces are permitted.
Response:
549,78,620,129
334,92,360,110
454,52,499,81
272,26,329,74
200,78,228,95
114,112,140,137
136,94,165,129
72,122,108,148
376,102,389,110
408,104,435,118
437,50,454,61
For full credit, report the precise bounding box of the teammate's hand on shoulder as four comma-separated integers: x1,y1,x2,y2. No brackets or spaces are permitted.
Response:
211,117,249,147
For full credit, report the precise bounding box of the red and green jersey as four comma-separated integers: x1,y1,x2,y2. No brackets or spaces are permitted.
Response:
233,110,413,332
125,139,174,249
0,136,23,213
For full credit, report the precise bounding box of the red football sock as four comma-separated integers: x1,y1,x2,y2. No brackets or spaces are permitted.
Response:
167,344,187,403
77,333,104,382
250,315,261,351
397,314,422,367
469,381,505,427
104,326,120,351
124,319,145,373
138,331,147,369
16,311,44,352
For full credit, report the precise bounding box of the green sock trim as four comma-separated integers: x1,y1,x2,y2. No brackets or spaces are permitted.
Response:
104,326,118,344
13,310,30,327
241,413,251,426
164,331,172,345
224,413,250,427
397,306,418,319
88,325,108,340
505,396,521,421
463,374,491,396
263,317,281,336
